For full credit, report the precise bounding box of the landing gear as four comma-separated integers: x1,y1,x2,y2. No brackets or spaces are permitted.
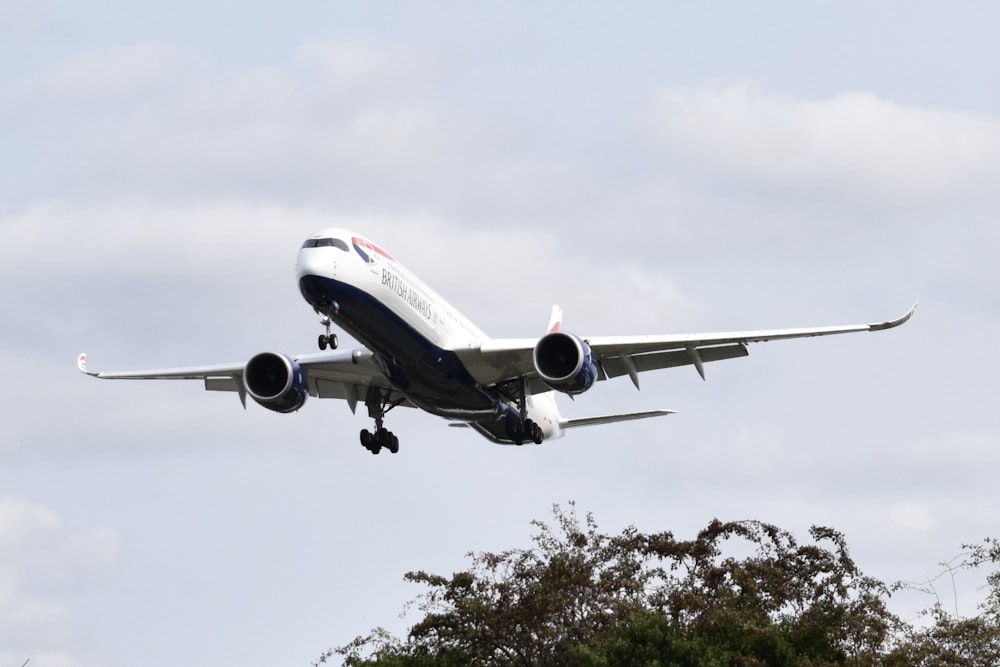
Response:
506,417,544,445
528,420,543,444
317,317,339,351
318,333,338,350
499,377,544,445
360,427,399,455
360,385,402,455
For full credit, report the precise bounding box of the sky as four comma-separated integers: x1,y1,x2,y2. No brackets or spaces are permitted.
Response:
2,1,999,665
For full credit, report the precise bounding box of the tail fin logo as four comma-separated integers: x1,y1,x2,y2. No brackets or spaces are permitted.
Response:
546,305,563,333
352,237,394,264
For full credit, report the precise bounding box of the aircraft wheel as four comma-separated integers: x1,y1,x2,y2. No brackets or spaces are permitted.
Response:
504,416,521,444
370,428,393,455
530,423,543,444
329,334,339,350
318,334,328,350
361,428,381,454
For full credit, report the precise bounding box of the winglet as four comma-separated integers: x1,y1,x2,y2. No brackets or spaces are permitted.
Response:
869,302,918,332
77,353,97,376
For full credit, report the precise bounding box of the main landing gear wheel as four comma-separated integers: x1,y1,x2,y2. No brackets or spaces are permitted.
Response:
360,427,399,455
529,421,543,445
500,377,543,445
506,417,544,445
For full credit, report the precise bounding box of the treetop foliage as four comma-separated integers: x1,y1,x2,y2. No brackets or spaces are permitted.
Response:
317,503,1000,667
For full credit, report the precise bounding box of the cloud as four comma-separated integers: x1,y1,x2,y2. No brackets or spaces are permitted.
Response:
0,199,701,338
0,499,125,663
2,37,487,211
0,200,326,279
641,83,1000,204
30,43,188,101
0,1,71,41
0,499,124,588
298,38,435,94
885,501,938,536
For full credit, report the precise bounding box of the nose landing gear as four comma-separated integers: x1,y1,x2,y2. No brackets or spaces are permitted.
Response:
318,316,339,351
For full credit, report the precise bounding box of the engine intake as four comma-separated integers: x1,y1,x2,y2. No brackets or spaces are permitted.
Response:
243,352,308,413
533,331,598,395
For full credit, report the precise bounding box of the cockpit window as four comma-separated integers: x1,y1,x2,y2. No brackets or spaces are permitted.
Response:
302,237,349,251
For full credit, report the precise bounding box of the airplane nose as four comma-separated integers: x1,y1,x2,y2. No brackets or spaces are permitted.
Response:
295,248,334,280
296,248,342,315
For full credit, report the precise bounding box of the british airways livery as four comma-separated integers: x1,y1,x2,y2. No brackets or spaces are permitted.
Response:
78,229,915,455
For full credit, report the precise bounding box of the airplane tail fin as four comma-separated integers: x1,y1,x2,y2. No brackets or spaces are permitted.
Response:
546,304,563,333
541,306,674,432
560,409,675,430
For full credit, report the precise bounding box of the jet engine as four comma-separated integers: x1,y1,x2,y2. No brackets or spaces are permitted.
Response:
532,331,598,395
243,352,308,413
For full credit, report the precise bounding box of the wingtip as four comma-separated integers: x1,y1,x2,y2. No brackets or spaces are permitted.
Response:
77,352,97,376
869,302,918,332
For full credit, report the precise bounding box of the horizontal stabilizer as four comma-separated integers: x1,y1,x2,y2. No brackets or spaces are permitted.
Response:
560,409,675,429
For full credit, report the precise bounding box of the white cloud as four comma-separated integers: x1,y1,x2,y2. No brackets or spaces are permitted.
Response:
355,217,702,335
0,500,124,663
3,37,484,211
0,1,71,41
0,651,83,667
642,83,1000,203
298,38,434,93
0,500,61,549
0,201,327,279
886,501,938,536
0,499,124,586
29,42,189,102
0,200,702,337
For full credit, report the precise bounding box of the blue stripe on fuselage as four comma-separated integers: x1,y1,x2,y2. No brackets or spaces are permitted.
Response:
298,274,502,420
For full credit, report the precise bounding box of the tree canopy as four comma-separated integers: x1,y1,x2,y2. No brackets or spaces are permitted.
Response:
316,504,1000,667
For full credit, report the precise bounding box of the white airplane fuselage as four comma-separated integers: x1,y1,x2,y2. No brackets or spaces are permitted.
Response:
295,229,564,443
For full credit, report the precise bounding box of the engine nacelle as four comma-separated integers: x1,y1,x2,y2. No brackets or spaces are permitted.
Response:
532,331,598,395
243,352,308,413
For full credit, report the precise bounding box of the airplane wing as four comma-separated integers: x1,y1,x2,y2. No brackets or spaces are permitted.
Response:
455,303,917,390
77,348,412,413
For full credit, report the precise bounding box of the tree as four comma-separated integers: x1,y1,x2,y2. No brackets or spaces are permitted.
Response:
317,504,906,666
886,538,1000,666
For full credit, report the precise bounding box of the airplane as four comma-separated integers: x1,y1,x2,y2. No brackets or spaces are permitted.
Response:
78,229,915,454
